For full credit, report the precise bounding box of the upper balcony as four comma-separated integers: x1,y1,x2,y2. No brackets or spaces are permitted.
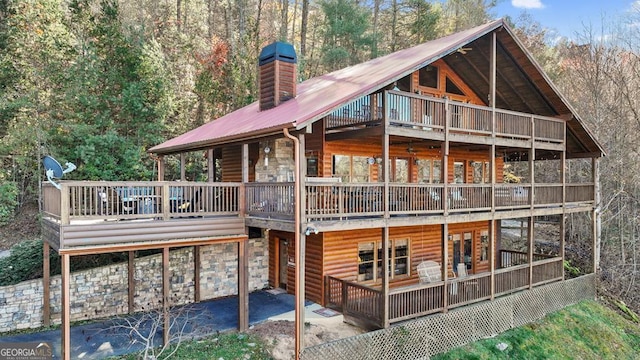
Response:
42,179,595,252
325,90,566,151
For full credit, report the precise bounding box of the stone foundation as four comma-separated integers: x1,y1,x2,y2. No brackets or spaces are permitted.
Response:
0,238,269,333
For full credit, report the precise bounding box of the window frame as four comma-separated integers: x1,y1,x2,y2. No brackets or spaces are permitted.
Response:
358,239,411,282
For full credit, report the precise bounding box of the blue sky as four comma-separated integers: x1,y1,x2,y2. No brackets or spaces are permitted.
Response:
494,0,638,39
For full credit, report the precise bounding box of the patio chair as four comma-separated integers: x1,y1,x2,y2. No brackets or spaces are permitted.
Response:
417,261,442,284
171,188,202,214
99,187,137,216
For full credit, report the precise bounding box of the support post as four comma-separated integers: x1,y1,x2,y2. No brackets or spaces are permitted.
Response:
61,254,70,360
489,220,495,300
560,149,566,281
180,153,186,181
528,216,534,289
382,227,390,328
162,247,170,346
238,240,249,331
593,157,601,272
157,155,165,181
128,251,135,314
43,242,50,327
194,245,201,303
442,223,449,312
207,149,215,182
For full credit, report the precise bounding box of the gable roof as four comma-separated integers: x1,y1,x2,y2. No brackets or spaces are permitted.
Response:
149,19,604,157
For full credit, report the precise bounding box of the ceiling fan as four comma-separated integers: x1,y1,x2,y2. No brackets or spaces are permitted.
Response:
456,47,472,55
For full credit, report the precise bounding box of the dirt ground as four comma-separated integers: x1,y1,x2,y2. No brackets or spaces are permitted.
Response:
0,203,40,250
248,318,365,360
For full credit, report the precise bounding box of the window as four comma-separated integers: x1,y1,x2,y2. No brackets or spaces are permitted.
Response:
480,230,489,262
332,155,372,182
454,161,465,183
419,65,438,88
358,239,410,281
451,232,473,274
445,77,465,96
471,161,490,184
393,158,409,183
416,159,443,183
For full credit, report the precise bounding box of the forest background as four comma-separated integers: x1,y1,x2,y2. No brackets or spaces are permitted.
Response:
1,0,639,315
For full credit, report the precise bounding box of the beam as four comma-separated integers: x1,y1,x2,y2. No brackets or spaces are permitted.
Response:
128,251,135,314
207,149,214,182
180,153,186,181
162,247,170,346
194,245,201,303
61,254,70,360
238,240,249,331
43,241,50,327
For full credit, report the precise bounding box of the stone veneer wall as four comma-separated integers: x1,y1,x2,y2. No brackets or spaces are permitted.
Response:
0,238,268,333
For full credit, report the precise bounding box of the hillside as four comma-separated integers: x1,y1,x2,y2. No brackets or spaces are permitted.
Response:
432,300,640,360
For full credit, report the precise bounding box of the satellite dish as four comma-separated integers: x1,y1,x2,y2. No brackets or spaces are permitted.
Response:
43,155,76,190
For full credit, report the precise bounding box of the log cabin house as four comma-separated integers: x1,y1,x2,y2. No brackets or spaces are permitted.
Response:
41,19,603,357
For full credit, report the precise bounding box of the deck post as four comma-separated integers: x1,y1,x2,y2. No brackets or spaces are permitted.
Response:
238,239,249,331
489,220,495,300
162,247,170,346
528,118,535,289
442,223,449,312
61,254,70,360
43,242,50,327
593,157,601,272
560,149,566,281
207,149,214,182
382,227,390,328
180,153,186,181
128,251,135,314
157,155,165,181
194,245,201,303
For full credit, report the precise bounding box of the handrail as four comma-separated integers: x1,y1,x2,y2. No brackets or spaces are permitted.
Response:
43,181,242,223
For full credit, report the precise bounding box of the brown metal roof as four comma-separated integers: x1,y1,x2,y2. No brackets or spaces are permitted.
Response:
149,19,604,157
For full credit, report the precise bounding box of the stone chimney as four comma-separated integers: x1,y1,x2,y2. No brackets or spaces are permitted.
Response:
258,42,297,111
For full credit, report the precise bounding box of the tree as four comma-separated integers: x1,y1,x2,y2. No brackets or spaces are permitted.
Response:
320,0,373,71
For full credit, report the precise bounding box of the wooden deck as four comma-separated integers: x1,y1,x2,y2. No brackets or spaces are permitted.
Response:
325,253,564,329
326,90,566,151
43,180,594,251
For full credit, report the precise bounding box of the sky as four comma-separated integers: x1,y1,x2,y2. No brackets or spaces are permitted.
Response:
494,0,638,39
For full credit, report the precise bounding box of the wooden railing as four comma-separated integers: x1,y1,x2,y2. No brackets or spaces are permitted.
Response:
305,182,592,220
532,257,564,285
447,272,492,308
566,183,595,203
326,90,566,143
389,282,444,322
245,182,294,218
45,180,595,224
495,264,530,296
384,91,564,142
534,184,563,206
42,181,241,224
326,256,564,329
499,250,555,268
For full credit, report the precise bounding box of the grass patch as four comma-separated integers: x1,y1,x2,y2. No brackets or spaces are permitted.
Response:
114,332,272,360
432,300,640,360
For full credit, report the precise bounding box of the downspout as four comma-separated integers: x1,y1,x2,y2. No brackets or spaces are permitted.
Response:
283,127,303,359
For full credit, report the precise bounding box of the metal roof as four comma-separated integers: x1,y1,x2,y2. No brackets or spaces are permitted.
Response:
149,19,604,157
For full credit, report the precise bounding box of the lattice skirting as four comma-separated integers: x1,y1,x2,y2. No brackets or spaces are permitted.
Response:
300,274,595,360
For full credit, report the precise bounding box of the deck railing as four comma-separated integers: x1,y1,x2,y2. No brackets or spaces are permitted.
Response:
329,90,565,143
499,250,555,268
45,180,594,224
326,255,564,329
42,181,241,224
245,182,295,218
304,182,592,220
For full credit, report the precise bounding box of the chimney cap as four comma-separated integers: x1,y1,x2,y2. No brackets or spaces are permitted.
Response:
259,42,297,66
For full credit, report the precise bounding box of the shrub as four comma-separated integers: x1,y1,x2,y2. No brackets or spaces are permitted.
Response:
0,182,18,226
